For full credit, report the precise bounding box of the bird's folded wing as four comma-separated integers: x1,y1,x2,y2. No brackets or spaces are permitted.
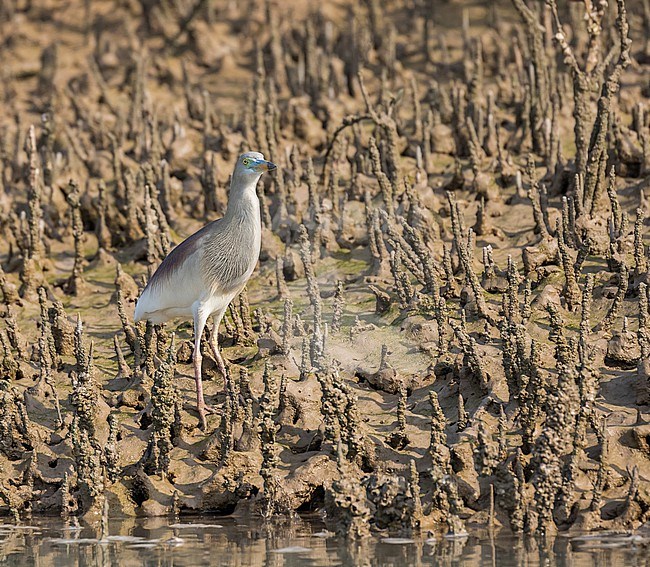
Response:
134,221,220,322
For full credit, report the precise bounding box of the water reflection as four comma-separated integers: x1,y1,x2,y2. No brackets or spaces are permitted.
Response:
0,516,647,566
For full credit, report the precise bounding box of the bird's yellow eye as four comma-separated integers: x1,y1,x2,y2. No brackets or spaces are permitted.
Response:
242,158,251,166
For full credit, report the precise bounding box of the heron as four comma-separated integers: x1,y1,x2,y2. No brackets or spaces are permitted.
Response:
134,151,276,429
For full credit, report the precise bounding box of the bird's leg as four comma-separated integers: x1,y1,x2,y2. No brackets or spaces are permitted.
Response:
209,315,228,381
193,309,209,430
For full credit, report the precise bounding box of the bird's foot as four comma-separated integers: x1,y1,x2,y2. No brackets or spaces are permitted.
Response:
197,407,208,431
196,403,219,431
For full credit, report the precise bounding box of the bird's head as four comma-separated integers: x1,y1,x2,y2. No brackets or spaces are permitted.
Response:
236,151,277,176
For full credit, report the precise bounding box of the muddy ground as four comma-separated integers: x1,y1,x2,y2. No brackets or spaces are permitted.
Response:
0,0,649,541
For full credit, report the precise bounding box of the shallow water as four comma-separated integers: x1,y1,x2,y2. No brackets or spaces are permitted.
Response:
0,516,647,567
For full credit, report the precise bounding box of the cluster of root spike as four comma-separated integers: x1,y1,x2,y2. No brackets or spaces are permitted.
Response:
0,0,649,540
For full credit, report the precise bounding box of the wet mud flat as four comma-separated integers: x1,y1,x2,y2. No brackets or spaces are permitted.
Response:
0,0,649,549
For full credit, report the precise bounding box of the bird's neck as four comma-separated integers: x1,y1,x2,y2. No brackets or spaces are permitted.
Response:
224,175,261,223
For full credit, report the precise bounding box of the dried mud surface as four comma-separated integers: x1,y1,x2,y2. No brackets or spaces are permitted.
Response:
0,0,649,543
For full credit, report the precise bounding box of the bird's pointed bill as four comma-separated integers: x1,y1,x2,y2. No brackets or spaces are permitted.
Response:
252,159,277,172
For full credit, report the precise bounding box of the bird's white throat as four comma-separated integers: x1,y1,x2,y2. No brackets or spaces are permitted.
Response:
223,174,262,222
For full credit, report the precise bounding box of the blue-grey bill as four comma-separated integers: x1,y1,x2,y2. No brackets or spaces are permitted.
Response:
254,159,277,172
